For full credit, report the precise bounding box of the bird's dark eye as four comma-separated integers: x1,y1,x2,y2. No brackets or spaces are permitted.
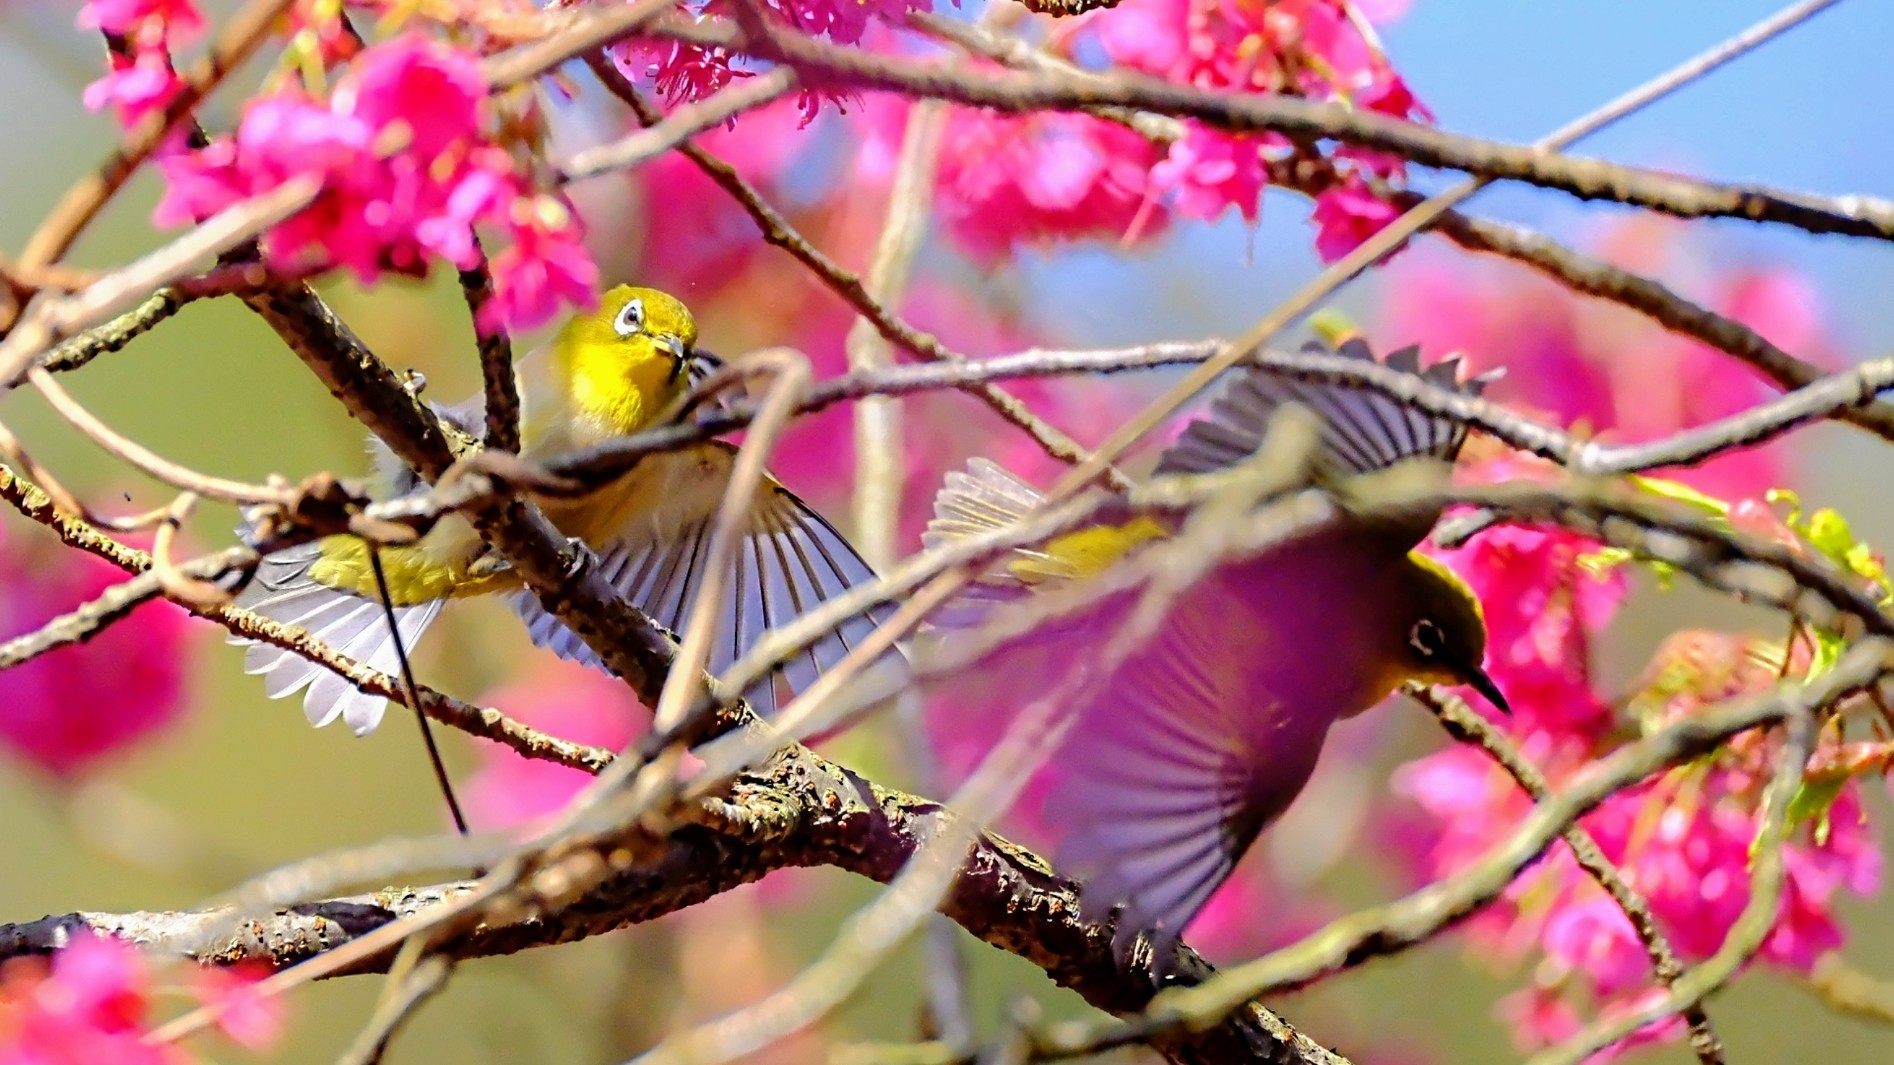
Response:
613,297,646,338
1408,618,1446,658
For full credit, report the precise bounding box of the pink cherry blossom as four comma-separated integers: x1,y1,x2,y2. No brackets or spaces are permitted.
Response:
0,933,184,1065
77,0,203,42
464,662,647,829
1498,986,1684,1064
1398,616,1880,1054
1149,126,1268,225
482,198,601,333
1309,175,1404,262
187,965,281,1053
1381,219,1824,499
82,49,184,131
1423,458,1626,738
617,40,749,109
333,36,487,164
151,33,596,330
0,523,193,780
936,111,1164,263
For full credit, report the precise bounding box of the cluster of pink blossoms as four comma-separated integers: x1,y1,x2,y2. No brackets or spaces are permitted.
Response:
618,0,934,121
82,2,596,331
614,0,1424,264
1382,216,1824,500
929,0,1423,261
1381,223,1880,1057
77,0,201,134
0,933,278,1065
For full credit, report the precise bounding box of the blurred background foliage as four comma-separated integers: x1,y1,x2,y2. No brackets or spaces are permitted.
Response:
4,2,1894,1063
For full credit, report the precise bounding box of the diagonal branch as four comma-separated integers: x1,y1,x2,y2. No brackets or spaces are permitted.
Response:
0,461,613,773
686,17,1894,241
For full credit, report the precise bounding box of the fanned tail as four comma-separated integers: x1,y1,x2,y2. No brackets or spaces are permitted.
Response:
920,459,1059,630
229,541,442,736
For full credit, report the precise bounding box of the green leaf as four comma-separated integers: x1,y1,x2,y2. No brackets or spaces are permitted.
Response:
1576,546,1634,578
1309,310,1361,347
1785,774,1850,848
1766,487,1803,527
1632,475,1732,516
1808,627,1846,681
1804,508,1858,566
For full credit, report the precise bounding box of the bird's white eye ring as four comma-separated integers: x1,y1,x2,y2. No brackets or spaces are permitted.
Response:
613,297,646,338
1409,618,1444,656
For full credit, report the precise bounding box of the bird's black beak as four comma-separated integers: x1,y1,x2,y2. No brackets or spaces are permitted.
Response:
658,334,690,382
1462,663,1511,716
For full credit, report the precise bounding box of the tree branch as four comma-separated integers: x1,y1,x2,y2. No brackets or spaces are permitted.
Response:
0,745,1345,1065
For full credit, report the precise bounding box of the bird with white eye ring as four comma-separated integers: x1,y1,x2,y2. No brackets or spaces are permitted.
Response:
922,335,1507,976
231,284,903,736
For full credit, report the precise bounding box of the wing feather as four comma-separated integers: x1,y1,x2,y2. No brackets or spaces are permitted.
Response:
508,478,901,719
1155,337,1497,480
1047,586,1329,976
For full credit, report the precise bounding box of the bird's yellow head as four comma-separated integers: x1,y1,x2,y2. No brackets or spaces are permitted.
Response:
553,284,699,435
1392,552,1509,714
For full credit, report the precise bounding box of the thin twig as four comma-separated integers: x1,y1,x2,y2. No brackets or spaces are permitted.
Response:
1037,0,1845,499
479,0,679,89
647,349,809,744
35,287,191,378
15,0,295,274
26,366,290,504
368,545,474,838
706,4,1883,240
633,425,1325,1065
1413,688,1723,1065
0,461,613,773
1795,955,1894,1026
1420,208,1894,442
1122,647,1876,1054
917,11,1894,447
458,244,521,454
1526,710,1817,1065
0,546,249,671
0,177,320,387
582,54,1123,490
335,954,454,1065
558,69,799,184
848,82,970,1048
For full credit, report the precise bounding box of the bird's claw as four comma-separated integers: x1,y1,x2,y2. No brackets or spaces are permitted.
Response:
561,537,595,580
466,553,513,581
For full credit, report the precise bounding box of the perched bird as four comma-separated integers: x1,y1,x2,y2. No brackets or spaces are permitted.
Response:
234,284,891,735
923,337,1506,969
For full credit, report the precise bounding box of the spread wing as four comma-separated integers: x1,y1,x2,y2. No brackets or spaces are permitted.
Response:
511,450,903,717
1156,337,1497,545
228,541,443,736
1046,580,1329,977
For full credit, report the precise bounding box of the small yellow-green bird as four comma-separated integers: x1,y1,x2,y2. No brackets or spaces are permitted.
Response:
233,285,891,735
924,337,1506,968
